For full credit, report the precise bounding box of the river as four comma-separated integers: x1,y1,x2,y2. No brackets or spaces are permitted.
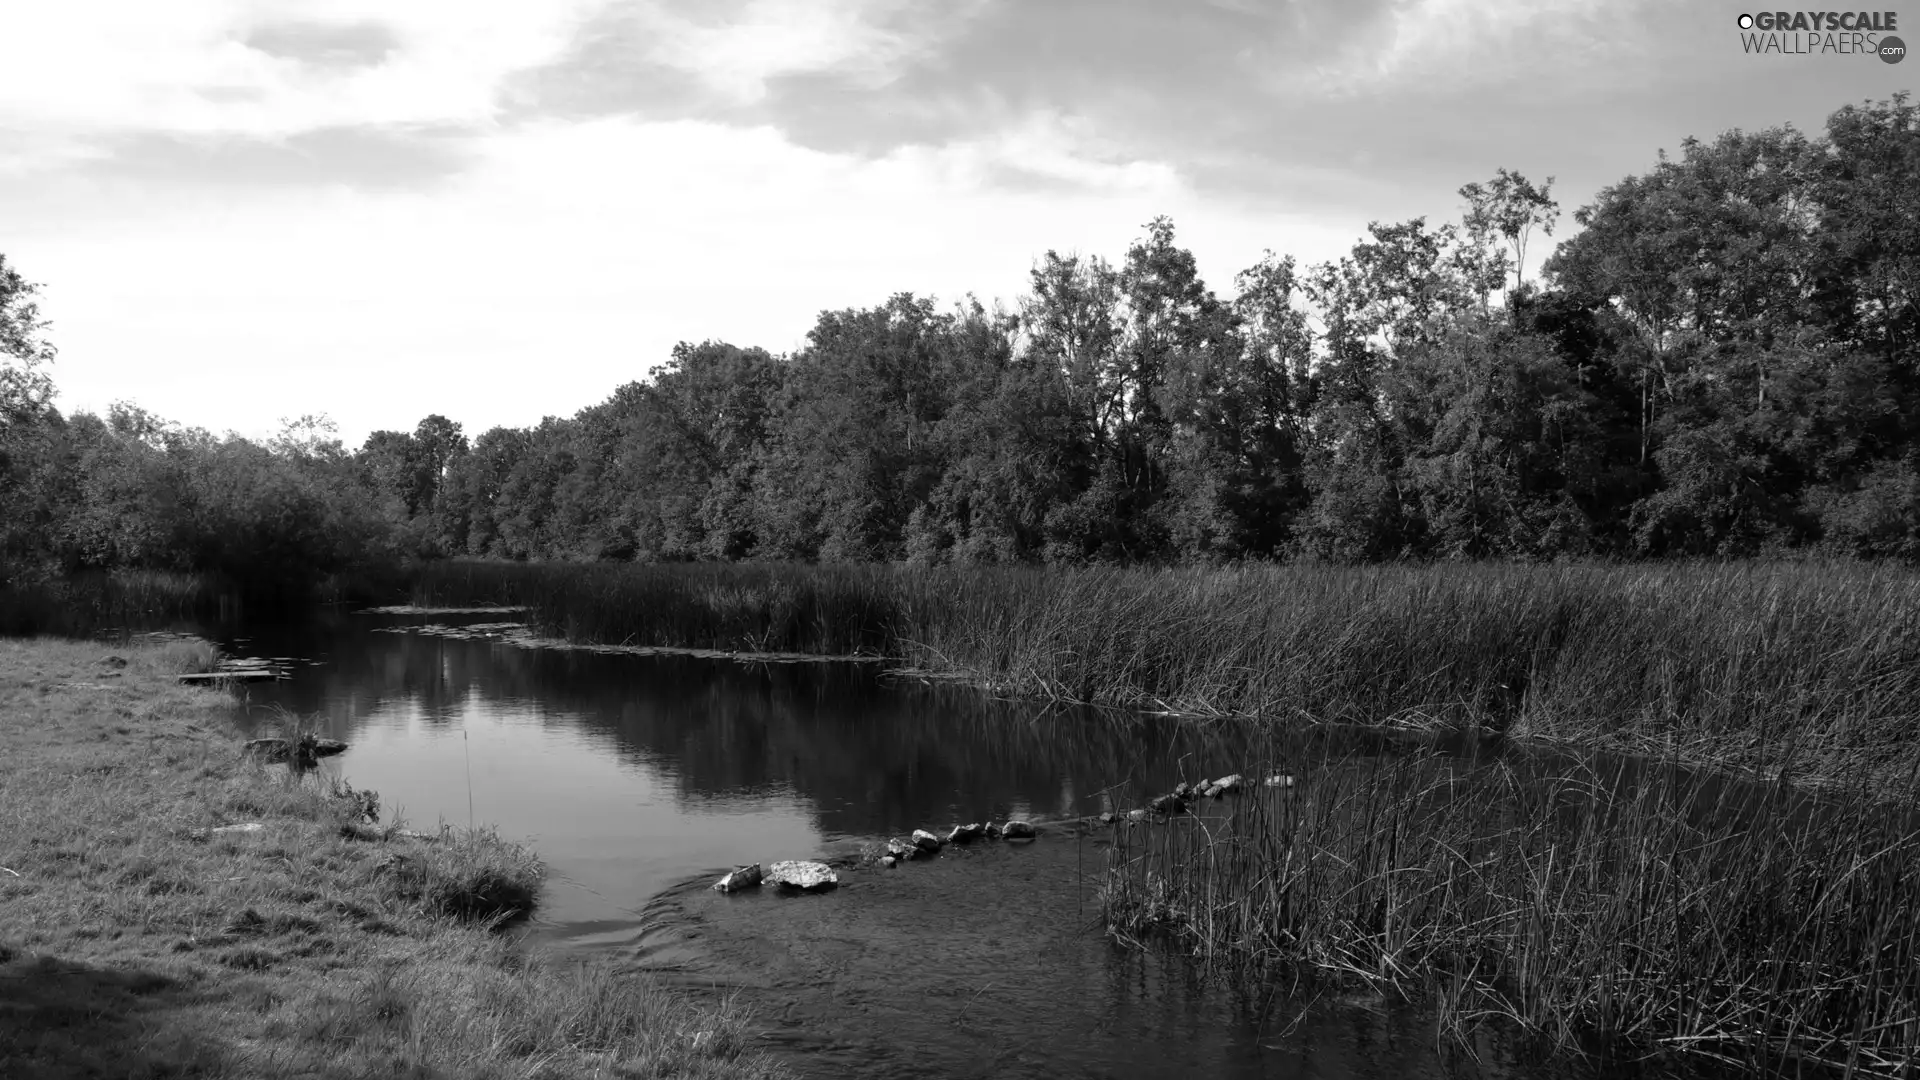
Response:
207,606,1714,1080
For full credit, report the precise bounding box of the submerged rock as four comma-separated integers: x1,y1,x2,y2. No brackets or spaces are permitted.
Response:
1001,820,1037,840
766,860,838,890
713,864,764,893
911,829,945,853
947,823,985,844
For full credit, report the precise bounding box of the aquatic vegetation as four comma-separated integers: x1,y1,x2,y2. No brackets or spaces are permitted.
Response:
1100,747,1920,1075
413,558,1920,791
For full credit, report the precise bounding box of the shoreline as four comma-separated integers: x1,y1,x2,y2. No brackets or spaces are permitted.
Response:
0,636,790,1080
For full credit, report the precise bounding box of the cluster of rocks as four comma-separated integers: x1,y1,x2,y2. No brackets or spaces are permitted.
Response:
712,860,838,893
710,818,1042,894
1093,772,1296,825
874,819,1037,868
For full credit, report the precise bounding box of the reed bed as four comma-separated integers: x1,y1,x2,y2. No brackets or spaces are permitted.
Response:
1099,748,1920,1075
0,568,235,635
412,559,1920,791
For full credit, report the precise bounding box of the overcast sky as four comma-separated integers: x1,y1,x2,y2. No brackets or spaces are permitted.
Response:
1,0,1910,447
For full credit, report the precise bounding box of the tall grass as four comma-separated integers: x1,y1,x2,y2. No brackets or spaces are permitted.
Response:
0,568,234,635
412,559,1920,789
1101,748,1920,1074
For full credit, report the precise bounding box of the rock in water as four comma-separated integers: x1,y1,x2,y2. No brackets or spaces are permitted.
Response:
947,823,985,844
1126,809,1150,823
911,829,945,853
1149,793,1188,815
885,838,917,861
1213,774,1246,794
984,822,1004,839
713,864,764,893
766,860,838,890
1001,820,1037,840
1172,781,1194,799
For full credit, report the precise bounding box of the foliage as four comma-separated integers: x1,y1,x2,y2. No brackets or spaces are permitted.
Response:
3,94,1919,582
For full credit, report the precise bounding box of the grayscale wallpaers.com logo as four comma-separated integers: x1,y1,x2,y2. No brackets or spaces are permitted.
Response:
1736,10,1906,60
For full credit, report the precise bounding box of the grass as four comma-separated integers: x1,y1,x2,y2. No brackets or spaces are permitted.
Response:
412,558,1920,792
0,636,789,1080
1099,746,1920,1075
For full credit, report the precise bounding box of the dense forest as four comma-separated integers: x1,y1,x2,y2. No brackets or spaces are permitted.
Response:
2,94,1917,594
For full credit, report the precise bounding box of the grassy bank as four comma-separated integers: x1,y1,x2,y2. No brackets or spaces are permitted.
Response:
1100,749,1920,1075
412,559,1920,791
0,636,787,1080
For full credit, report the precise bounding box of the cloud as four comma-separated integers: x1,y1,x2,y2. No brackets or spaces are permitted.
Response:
242,19,399,71
76,125,475,192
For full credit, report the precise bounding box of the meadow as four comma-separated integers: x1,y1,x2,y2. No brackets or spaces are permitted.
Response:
0,636,789,1079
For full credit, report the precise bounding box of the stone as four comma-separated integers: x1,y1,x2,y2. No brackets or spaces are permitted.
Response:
984,822,1004,839
210,822,263,835
885,838,917,861
1098,812,1121,825
766,860,838,890
1213,774,1246,794
243,735,348,764
713,864,764,893
1172,781,1194,799
911,829,945,853
1264,774,1295,788
1127,809,1150,823
1149,793,1189,815
1201,783,1225,799
947,823,985,844
880,855,898,868
1000,820,1037,840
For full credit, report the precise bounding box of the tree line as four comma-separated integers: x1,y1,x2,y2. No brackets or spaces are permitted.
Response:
2,94,1916,592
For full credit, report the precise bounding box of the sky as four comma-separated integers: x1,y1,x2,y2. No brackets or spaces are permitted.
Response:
0,0,1911,447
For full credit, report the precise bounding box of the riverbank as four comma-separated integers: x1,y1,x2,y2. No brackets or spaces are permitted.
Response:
411,559,1920,796
0,636,788,1080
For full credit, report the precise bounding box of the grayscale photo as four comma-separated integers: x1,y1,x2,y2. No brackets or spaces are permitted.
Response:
1,3,1914,1078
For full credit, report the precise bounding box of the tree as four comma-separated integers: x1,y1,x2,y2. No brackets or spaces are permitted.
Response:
1459,169,1561,299
0,255,56,430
